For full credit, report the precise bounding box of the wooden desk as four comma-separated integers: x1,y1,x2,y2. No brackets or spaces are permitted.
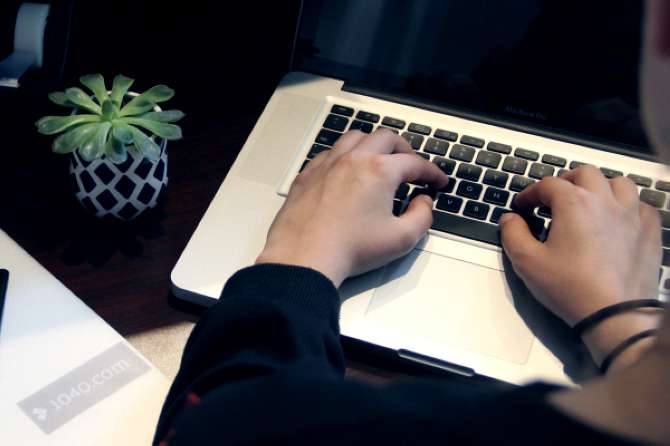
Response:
0,111,408,382
1,114,235,375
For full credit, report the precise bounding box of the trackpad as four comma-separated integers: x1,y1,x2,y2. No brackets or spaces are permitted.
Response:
365,250,534,364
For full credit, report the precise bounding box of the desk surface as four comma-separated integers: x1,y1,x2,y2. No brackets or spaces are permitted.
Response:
0,112,405,383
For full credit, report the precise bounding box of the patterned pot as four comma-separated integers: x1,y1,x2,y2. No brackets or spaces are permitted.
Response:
69,141,168,221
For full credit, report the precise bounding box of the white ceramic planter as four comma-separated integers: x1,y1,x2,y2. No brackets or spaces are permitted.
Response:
68,93,168,221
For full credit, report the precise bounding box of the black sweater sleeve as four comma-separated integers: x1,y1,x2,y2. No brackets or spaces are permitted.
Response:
154,264,639,446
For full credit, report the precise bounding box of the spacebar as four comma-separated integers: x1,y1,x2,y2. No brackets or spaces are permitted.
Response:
431,210,501,246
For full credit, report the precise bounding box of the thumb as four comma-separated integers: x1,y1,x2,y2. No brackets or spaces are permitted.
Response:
396,194,433,245
499,212,544,265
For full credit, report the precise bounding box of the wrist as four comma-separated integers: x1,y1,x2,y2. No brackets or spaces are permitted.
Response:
581,310,662,371
255,248,349,288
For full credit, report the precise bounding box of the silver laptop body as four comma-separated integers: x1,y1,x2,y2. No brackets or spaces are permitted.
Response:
172,1,669,385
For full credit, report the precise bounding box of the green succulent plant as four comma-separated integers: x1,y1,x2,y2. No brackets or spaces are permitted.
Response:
36,74,184,164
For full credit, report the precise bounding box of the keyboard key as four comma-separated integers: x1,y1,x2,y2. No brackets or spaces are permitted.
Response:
464,201,490,220
510,203,547,239
529,163,555,179
433,157,456,175
416,152,430,160
402,132,424,150
665,278,670,290
515,148,539,161
490,207,511,224
392,200,404,216
432,210,501,246
502,156,528,175
600,167,623,178
640,189,666,208
449,144,476,162
456,181,482,199
557,169,568,176
408,123,432,135
656,180,670,192
381,116,406,129
315,129,341,146
439,178,457,194
538,206,552,218
570,161,588,169
510,175,536,192
487,141,512,154
424,138,450,156
410,187,437,201
436,194,463,213
475,151,502,168
460,135,485,148
664,249,670,267
660,210,670,228
663,229,670,248
395,183,410,200
300,159,309,172
349,120,373,133
331,104,354,117
307,144,329,158
541,154,566,167
323,114,349,131
456,163,483,182
483,170,509,188
434,129,458,141
527,216,547,240
627,174,652,187
483,187,510,206
356,111,380,123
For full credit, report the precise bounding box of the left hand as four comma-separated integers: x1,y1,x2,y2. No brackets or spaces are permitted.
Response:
256,128,450,287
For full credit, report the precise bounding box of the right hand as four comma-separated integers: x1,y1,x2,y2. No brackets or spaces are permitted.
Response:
499,166,663,366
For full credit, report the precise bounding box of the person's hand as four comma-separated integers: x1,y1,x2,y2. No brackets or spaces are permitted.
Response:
256,128,449,287
500,166,663,368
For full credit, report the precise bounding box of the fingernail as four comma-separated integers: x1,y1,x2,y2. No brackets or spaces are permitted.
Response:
421,195,433,206
499,213,514,224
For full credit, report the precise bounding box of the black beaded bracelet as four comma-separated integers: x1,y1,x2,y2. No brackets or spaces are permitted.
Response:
600,329,658,373
572,299,666,340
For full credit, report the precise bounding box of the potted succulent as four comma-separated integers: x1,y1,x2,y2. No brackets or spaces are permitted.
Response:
36,74,184,221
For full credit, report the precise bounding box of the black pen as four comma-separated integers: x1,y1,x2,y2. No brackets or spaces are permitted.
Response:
0,269,8,336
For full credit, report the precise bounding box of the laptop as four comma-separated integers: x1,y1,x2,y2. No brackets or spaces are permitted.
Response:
172,0,669,385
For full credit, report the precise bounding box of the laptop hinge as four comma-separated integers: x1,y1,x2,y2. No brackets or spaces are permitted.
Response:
342,82,657,162
397,349,475,378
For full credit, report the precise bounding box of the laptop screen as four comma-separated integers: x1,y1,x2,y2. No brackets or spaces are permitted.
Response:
295,0,651,157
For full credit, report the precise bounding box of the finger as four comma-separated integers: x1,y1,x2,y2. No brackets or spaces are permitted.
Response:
394,194,434,250
559,165,612,197
638,204,663,277
609,176,640,208
499,212,545,269
329,130,367,158
385,153,450,189
304,147,331,171
354,128,413,155
514,176,576,212
640,203,663,246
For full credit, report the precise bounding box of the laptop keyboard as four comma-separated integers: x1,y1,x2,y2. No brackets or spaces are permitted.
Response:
301,104,670,291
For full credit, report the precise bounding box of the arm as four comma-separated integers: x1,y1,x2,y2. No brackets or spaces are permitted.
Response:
154,264,345,442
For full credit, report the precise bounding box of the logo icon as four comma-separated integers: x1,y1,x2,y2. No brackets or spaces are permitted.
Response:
32,408,48,421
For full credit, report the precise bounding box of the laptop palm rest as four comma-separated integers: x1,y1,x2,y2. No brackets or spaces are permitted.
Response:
364,249,534,365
